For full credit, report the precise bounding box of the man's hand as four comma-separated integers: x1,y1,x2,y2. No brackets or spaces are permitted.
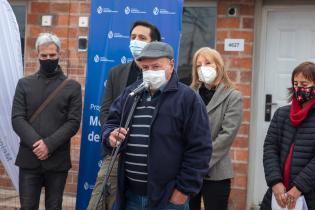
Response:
169,189,188,205
272,182,287,208
109,128,128,147
286,186,301,210
33,139,49,160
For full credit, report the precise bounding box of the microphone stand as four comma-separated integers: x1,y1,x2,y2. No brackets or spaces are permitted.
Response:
93,94,141,210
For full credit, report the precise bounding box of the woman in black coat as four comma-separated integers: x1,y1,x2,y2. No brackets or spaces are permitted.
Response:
261,61,315,210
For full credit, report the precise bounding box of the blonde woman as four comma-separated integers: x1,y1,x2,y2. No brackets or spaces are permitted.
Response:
189,47,243,210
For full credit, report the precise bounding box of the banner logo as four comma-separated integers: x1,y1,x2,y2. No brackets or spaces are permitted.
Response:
108,31,114,39
153,7,159,15
94,55,100,63
125,6,131,15
94,54,114,63
121,56,127,64
124,6,147,15
107,30,129,39
153,7,176,15
97,6,119,14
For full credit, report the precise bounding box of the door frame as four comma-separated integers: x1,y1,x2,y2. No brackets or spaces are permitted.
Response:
247,3,315,210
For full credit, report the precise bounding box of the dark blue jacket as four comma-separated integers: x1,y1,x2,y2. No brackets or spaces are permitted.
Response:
102,72,212,210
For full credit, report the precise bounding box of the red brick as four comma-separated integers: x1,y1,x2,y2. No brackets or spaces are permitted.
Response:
242,110,251,122
31,2,50,13
57,15,69,25
51,3,70,13
27,14,40,25
229,57,252,70
216,30,229,42
243,17,254,29
232,137,248,149
80,2,90,14
229,189,247,210
244,43,253,55
240,71,252,83
217,17,240,28
230,31,253,42
240,4,254,16
233,162,248,175
243,97,251,109
238,124,250,135
70,3,80,13
234,149,248,162
232,174,247,188
227,70,238,82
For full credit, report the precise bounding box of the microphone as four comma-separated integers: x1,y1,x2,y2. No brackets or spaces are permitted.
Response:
129,82,149,96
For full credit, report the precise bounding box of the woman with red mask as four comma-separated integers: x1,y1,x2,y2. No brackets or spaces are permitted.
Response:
261,61,315,210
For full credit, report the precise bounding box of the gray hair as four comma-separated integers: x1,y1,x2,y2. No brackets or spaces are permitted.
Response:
35,33,61,52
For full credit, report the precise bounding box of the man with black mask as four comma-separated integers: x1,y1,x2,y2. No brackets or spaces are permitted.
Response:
11,32,82,210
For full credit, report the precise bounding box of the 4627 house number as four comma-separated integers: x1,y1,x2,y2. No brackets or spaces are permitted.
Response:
224,39,244,52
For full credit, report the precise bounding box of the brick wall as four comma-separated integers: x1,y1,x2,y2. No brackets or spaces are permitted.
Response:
216,0,254,210
0,0,90,197
1,0,255,209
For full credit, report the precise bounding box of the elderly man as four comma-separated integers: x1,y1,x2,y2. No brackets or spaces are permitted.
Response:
12,33,82,210
102,42,212,210
88,20,161,210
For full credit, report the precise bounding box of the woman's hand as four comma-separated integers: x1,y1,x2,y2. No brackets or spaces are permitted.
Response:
286,186,301,210
272,182,287,208
109,128,128,147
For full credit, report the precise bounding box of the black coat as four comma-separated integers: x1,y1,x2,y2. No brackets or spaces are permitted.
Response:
261,105,315,209
100,61,141,125
11,68,82,171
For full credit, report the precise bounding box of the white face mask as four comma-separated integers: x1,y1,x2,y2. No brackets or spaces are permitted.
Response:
143,70,167,90
129,40,148,58
197,66,217,85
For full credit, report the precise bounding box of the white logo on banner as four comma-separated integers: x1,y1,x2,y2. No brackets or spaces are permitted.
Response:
125,6,131,15
98,160,102,168
94,55,100,63
84,182,94,190
97,6,103,14
124,6,146,15
153,7,176,15
108,31,114,39
94,54,114,63
97,6,119,14
153,7,159,15
121,56,127,64
107,31,129,39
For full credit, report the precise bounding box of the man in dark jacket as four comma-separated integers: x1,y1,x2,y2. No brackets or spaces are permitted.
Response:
88,21,161,210
103,42,212,210
11,32,82,210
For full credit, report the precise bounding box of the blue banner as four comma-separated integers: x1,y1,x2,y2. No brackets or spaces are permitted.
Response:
76,1,183,209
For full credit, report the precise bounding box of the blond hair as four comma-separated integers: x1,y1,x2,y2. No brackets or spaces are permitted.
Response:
190,47,234,89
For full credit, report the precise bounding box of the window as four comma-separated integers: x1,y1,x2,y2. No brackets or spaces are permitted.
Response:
178,3,217,85
10,2,26,62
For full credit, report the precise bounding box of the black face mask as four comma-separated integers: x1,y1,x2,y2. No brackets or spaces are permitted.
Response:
39,59,59,74
293,86,315,104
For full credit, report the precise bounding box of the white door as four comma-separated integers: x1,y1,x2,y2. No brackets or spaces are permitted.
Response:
249,7,315,209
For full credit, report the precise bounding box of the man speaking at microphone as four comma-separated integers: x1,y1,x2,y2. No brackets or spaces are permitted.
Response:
102,42,212,210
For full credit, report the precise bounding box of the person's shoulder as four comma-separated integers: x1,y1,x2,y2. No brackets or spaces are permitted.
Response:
18,73,38,84
228,88,243,101
66,78,81,89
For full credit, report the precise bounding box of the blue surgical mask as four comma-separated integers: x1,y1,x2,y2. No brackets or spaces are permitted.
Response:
129,40,148,58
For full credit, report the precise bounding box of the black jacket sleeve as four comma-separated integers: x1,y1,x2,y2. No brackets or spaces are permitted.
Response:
100,70,114,125
263,108,283,187
11,80,42,149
